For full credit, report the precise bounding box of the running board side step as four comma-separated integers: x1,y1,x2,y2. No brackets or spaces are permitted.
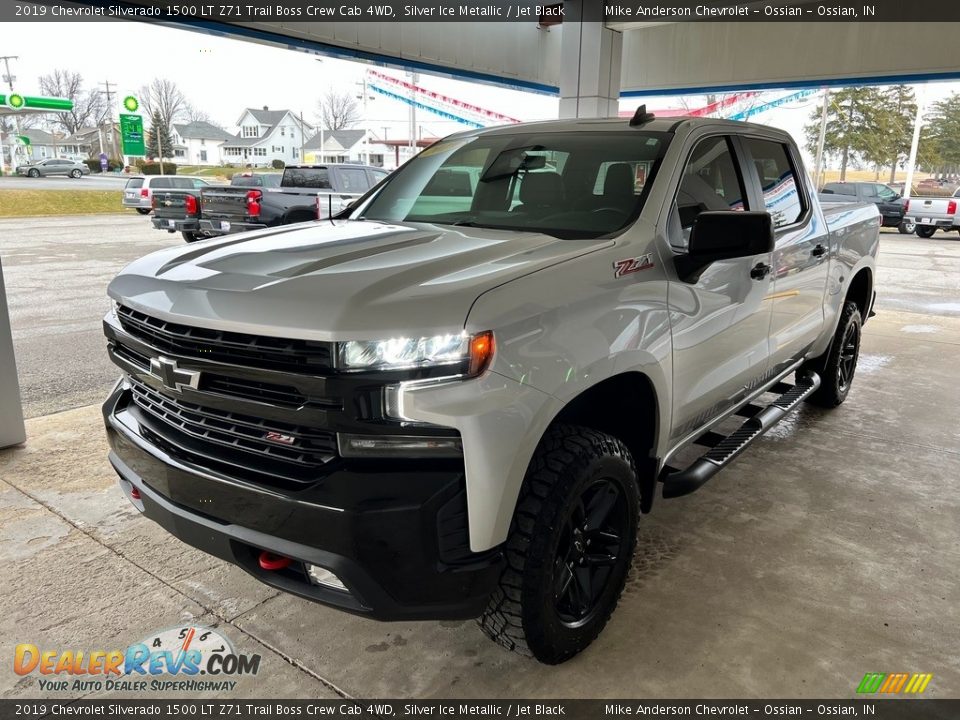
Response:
660,372,821,499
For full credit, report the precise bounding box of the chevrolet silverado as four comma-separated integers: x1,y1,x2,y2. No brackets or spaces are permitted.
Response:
103,113,879,664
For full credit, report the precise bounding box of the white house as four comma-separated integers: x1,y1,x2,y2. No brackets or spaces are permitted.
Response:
170,121,238,166
221,107,312,167
302,129,384,168
1,129,64,163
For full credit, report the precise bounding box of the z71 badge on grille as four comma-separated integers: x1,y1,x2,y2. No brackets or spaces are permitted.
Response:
613,254,655,278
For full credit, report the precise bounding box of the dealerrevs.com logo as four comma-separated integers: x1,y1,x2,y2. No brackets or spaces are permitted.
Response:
14,625,261,693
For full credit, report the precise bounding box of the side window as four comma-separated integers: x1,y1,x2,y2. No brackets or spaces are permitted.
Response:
742,138,805,228
861,184,879,198
339,167,371,192
675,136,746,232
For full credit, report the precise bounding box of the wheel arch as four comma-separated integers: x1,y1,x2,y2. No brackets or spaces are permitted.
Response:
845,266,873,321
545,371,661,513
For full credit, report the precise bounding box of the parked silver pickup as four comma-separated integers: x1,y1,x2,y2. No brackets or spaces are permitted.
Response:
903,189,960,237
103,113,880,664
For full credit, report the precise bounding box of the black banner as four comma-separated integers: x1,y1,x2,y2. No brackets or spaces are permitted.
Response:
4,700,960,720
9,0,960,23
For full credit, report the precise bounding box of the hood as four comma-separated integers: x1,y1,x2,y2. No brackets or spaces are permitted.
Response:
108,220,610,340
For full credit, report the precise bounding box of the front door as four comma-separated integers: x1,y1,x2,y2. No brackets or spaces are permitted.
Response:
667,134,774,446
740,137,829,375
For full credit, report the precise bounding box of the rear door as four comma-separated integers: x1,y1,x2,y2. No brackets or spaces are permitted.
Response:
740,136,828,374
667,134,774,446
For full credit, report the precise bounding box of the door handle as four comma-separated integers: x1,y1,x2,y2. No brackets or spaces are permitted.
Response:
811,244,827,257
750,262,772,280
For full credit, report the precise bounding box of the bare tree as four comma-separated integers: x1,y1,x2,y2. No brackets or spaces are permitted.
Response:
183,102,211,124
38,69,105,135
315,89,361,131
139,78,188,130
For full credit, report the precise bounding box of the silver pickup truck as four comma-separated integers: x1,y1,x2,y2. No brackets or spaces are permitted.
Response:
903,188,960,237
102,114,879,664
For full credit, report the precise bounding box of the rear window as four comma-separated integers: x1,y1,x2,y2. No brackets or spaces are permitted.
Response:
125,178,143,189
743,138,805,228
282,167,331,189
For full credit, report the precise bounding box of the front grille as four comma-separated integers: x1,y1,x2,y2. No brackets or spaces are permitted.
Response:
129,378,336,472
117,304,334,374
111,341,310,408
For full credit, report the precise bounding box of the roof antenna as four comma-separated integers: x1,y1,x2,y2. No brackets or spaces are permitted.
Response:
629,104,656,127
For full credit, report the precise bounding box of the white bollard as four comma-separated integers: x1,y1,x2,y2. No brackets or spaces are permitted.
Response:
0,256,26,448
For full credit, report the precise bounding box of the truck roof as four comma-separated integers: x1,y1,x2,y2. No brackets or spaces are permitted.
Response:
451,115,783,139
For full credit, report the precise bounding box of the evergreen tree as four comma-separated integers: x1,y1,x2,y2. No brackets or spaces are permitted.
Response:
146,110,173,161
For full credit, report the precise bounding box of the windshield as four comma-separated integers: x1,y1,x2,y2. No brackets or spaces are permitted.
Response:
352,130,668,239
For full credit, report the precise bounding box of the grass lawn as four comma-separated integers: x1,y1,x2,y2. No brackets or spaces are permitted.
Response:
0,190,125,218
177,165,281,178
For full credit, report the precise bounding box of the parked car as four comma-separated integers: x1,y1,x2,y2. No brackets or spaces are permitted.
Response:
150,174,272,242
902,188,960,237
16,158,89,178
198,164,388,236
820,181,910,233
103,115,878,664
123,175,211,215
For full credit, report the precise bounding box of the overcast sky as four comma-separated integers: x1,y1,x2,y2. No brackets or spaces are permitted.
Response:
6,21,960,166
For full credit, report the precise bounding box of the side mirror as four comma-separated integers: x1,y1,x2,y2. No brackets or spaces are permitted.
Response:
675,211,774,283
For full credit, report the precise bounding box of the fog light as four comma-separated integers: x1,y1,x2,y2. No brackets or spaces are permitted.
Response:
337,433,463,458
306,564,347,591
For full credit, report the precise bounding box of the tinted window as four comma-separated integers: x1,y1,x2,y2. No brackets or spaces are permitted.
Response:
282,167,331,189
152,178,175,189
339,167,371,193
676,136,746,230
823,183,855,196
743,138,804,227
876,185,899,201
861,184,879,198
125,178,144,189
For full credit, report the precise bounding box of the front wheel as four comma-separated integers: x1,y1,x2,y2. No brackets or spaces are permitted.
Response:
28,169,39,178
70,169,82,178
478,425,639,664
898,220,916,235
916,225,937,238
805,301,862,408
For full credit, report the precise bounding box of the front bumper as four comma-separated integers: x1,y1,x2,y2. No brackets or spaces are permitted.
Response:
103,383,502,621
152,217,200,233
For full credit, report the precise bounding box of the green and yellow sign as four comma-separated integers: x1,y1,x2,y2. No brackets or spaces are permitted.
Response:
120,113,145,156
123,95,139,112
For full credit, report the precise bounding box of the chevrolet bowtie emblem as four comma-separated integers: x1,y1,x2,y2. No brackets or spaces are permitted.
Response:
149,356,201,392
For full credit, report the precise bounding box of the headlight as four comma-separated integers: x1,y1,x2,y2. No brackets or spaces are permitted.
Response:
338,331,494,374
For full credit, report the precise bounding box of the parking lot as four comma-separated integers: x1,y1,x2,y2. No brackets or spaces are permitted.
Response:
1,215,958,698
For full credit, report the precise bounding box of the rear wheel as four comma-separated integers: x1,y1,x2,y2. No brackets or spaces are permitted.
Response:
805,301,862,408
916,225,937,238
898,220,915,235
478,425,639,664
181,232,202,243
136,208,151,215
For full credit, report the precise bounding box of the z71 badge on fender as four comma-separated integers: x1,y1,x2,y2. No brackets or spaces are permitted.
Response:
613,254,655,278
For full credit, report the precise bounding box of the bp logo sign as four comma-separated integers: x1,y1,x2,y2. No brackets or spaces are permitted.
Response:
7,93,24,110
123,95,139,112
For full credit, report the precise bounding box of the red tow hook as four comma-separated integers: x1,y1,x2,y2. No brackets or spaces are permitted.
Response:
258,551,293,571
130,487,141,500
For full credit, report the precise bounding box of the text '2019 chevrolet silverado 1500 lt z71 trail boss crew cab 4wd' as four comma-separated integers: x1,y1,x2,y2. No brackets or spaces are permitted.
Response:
102,113,879,664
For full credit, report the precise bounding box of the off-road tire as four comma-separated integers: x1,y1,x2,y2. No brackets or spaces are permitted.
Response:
478,424,639,664
805,301,862,408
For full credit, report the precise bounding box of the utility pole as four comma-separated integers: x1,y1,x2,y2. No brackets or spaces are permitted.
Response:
1,56,23,172
355,73,374,165
99,79,119,161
